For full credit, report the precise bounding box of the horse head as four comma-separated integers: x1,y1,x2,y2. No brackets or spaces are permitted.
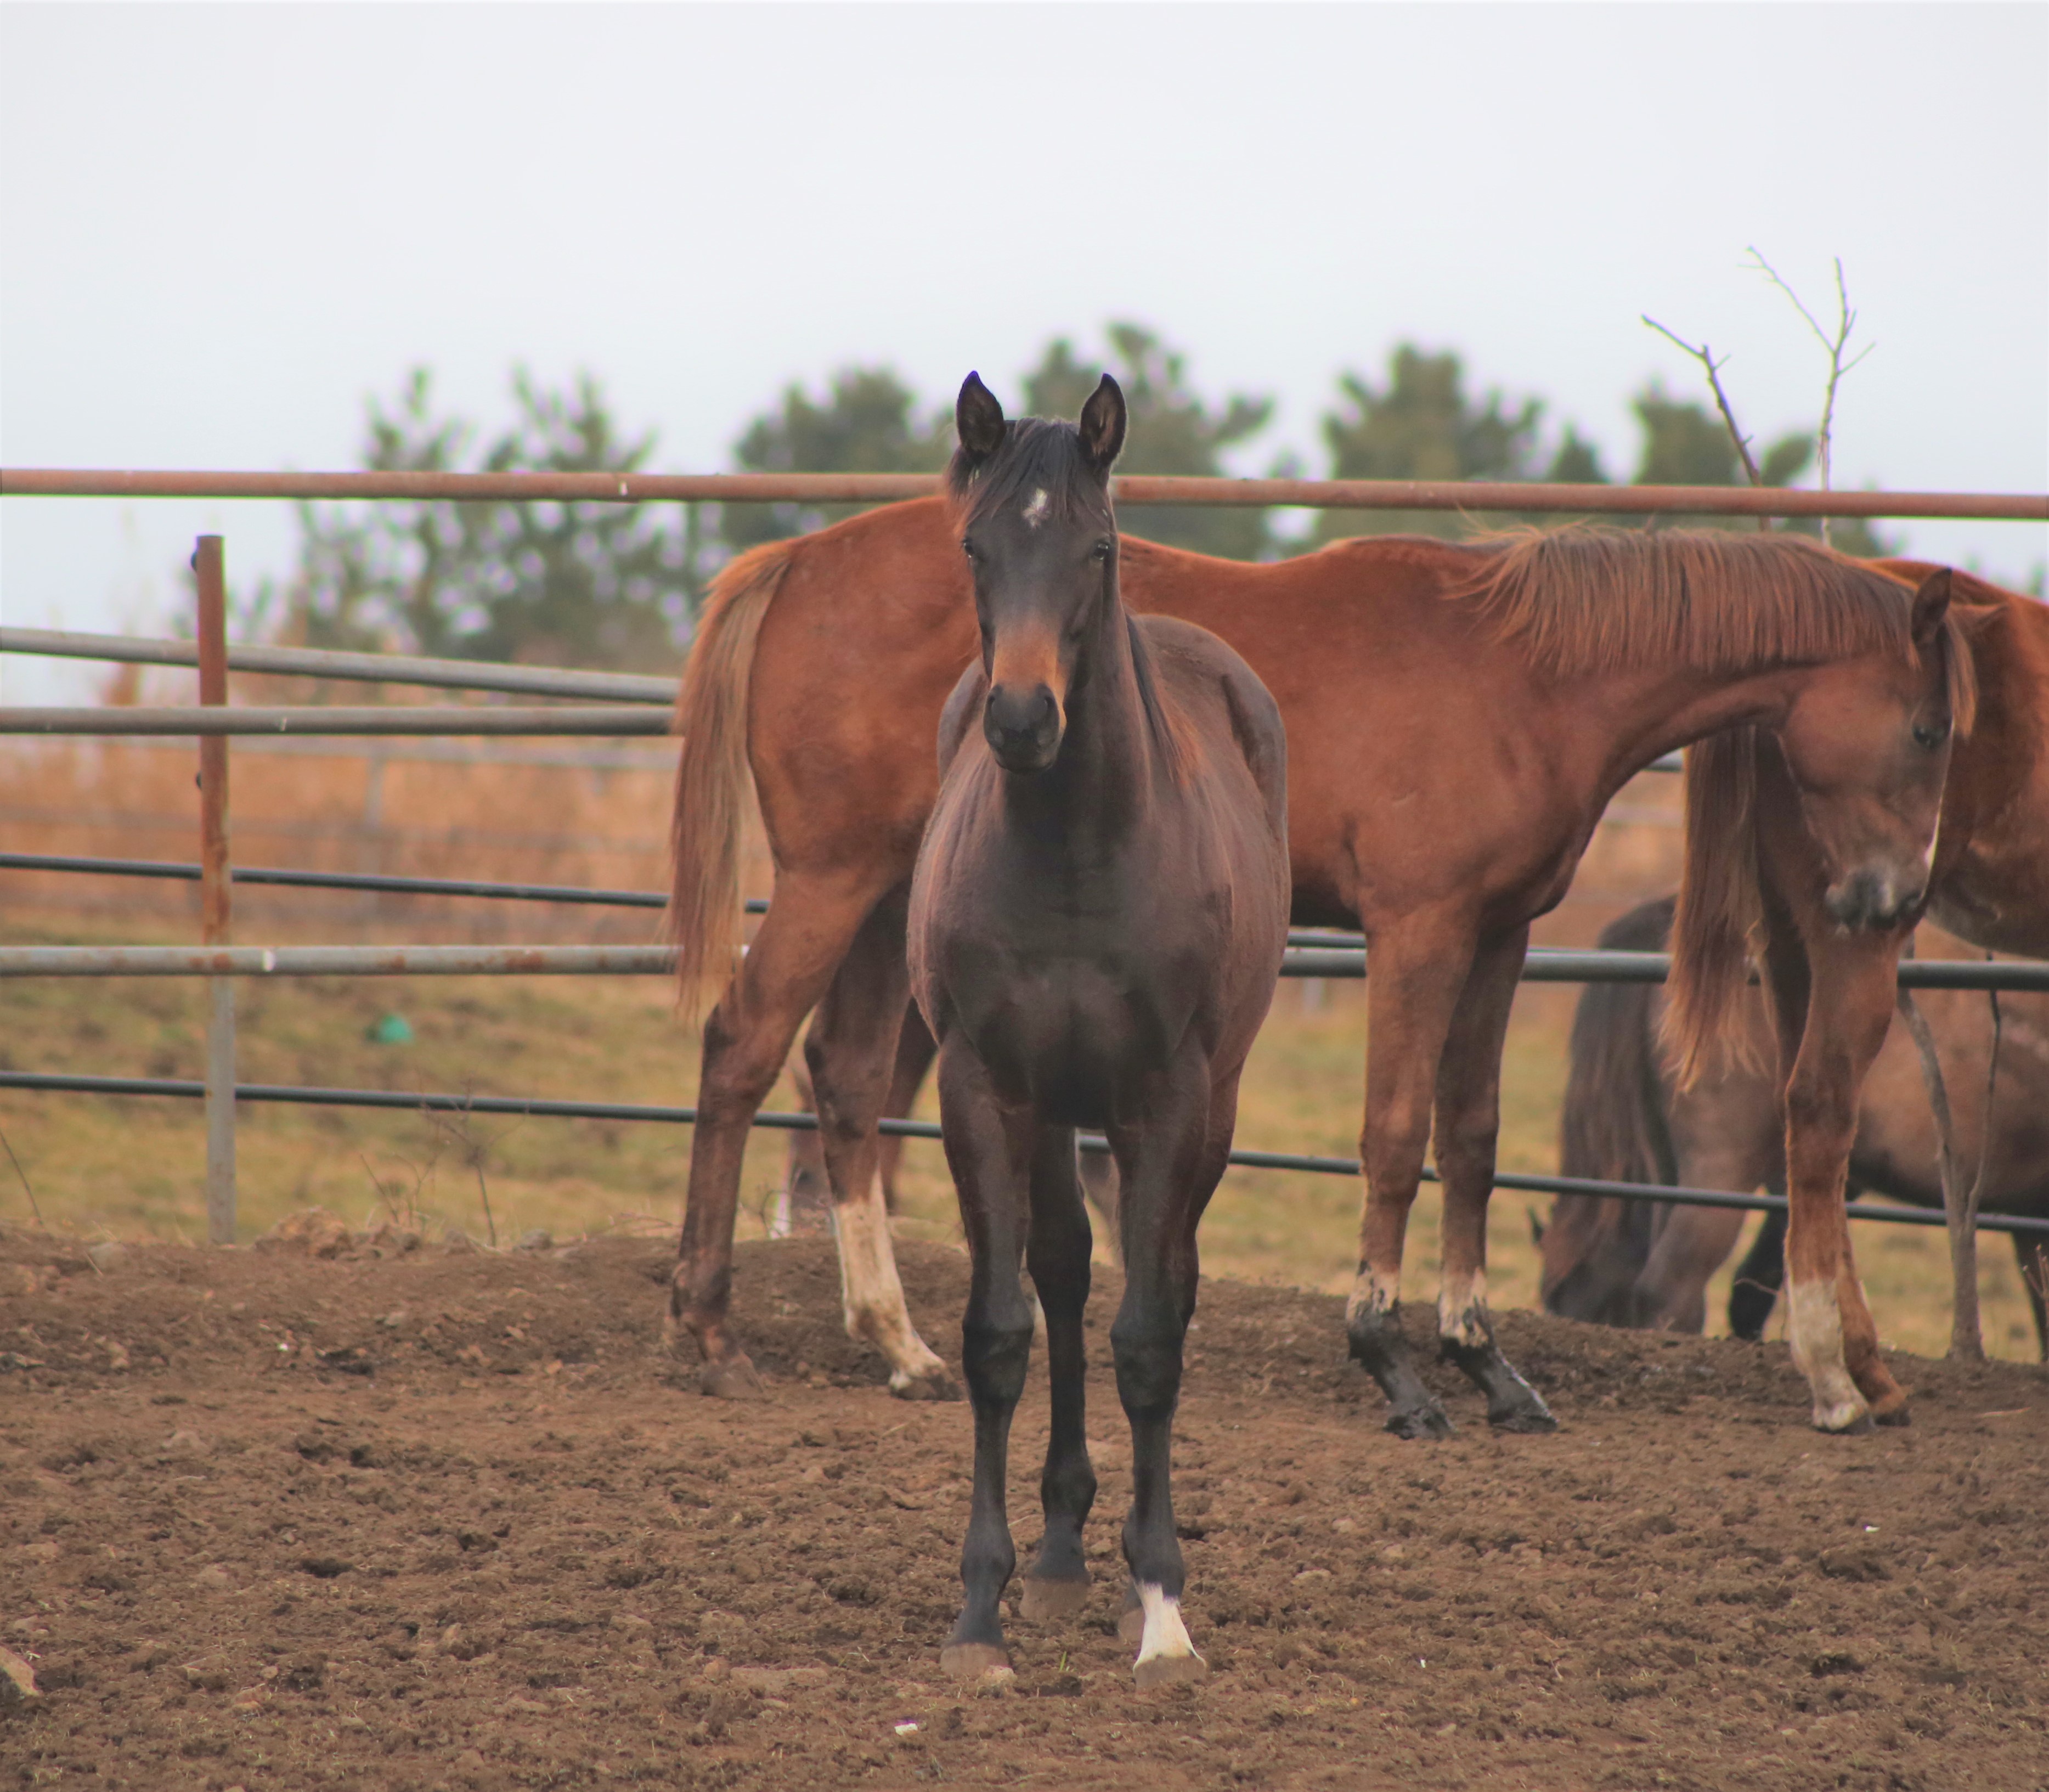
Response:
950,370,1126,775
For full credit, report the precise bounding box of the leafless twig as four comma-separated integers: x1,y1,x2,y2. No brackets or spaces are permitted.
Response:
1,1128,46,1230
1745,249,1875,549
422,1101,524,1250
1640,315,1770,533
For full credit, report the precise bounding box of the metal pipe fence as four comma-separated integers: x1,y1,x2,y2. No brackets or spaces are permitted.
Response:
4,499,2043,1259
6,466,2046,519
5,1070,2046,1242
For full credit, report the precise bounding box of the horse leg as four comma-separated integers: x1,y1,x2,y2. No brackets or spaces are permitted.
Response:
1346,914,1478,1439
1109,1051,1230,1689
804,887,957,1401
1630,1203,1749,1332
1770,926,1908,1431
1432,925,1556,1431
1019,1125,1098,1621
669,871,889,1397
778,1056,831,1236
2012,1233,2049,1362
1728,1204,1788,1341
934,1040,1035,1680
877,1004,938,1214
1080,1144,1122,1248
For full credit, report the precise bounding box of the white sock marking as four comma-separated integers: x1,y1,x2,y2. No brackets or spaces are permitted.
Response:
1786,1277,1867,1429
1438,1269,1489,1346
1134,1581,1199,1666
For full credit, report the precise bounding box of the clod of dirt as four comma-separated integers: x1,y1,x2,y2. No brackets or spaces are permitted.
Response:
85,1242,128,1273
194,1565,235,1592
255,1209,352,1259
440,1228,482,1254
515,1229,554,1253
297,1557,351,1580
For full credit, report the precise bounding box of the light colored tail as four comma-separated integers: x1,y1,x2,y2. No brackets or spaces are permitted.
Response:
668,540,794,1018
1663,728,1766,1087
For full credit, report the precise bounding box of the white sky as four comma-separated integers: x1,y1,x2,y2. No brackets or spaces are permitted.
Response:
4,2,2045,703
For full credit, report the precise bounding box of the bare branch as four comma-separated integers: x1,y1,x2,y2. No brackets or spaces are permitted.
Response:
1746,249,1875,548
1,1128,44,1230
1641,314,1770,531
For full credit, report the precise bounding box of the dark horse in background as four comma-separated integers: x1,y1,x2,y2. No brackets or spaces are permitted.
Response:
1663,566,2048,1428
665,478,1970,1435
1541,895,2049,1355
909,375,1288,1686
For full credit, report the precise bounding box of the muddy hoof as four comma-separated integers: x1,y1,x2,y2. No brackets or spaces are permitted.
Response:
1134,1653,1207,1691
1117,1605,1145,1647
1875,1404,1912,1428
1385,1401,1455,1440
940,1642,1012,1681
1489,1401,1559,1434
888,1367,962,1403
1019,1575,1091,1622
700,1357,767,1400
1813,1404,1875,1436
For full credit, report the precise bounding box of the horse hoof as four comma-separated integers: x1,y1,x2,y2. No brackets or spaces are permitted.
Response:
1812,1401,1873,1435
1019,1575,1091,1622
1133,1652,1207,1691
1489,1401,1560,1434
1386,1402,1455,1441
940,1643,1012,1682
1875,1404,1912,1428
888,1367,962,1403
699,1357,767,1400
1117,1606,1146,1647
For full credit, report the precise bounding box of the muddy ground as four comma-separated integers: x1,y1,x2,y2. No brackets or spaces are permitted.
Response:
3,1225,2045,1791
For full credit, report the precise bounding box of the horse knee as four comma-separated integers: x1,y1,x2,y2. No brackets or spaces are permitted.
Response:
1109,1321,1183,1424
960,1318,1032,1407
697,1006,787,1117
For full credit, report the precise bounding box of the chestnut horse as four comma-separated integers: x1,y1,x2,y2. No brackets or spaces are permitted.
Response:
1667,566,2048,1428
666,507,1967,1437
910,374,1288,1686
1541,894,2049,1353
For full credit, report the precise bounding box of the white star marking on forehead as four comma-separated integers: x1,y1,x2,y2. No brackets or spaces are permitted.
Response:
1022,488,1049,527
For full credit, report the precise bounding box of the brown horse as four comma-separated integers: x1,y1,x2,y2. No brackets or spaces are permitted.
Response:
908,374,1288,1686
1542,894,2049,1352
1667,566,2046,1429
666,501,1968,1438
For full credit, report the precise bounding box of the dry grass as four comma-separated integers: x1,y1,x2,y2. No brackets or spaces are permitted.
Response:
2,739,2037,1364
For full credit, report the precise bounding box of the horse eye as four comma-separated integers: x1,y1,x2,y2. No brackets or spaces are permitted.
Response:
961,538,978,562
1912,720,1949,751
1092,540,1113,561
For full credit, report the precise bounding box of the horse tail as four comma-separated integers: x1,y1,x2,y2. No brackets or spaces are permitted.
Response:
668,540,795,1018
1664,727,1766,1087
1561,897,1681,1190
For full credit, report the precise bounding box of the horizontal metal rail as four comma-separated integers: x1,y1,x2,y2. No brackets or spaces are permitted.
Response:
0,626,675,705
3,1068,2044,1238
1,706,672,737
3,939,2042,991
5,466,2045,520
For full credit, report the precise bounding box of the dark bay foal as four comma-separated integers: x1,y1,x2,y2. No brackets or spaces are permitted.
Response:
908,374,1289,1687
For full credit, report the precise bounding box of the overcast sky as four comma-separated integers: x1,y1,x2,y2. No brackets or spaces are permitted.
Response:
4,2,2044,703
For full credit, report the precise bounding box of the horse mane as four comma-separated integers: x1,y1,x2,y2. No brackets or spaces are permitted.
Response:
947,416,1113,533
1461,526,1931,679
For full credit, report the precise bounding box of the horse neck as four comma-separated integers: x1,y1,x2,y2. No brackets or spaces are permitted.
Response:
1013,588,1158,840
1559,656,1808,804
1939,594,2049,935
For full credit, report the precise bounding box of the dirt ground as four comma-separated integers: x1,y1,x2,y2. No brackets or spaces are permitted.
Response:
4,1225,2044,1792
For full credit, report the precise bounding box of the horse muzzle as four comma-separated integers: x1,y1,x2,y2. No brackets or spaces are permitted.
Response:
1823,867,1927,933
985,682,1063,775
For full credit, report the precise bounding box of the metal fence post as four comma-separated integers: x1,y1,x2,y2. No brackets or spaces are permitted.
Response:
194,536,236,1244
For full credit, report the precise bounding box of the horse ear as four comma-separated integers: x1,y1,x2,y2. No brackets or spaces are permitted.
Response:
1909,567,1952,649
1077,374,1126,476
955,373,1007,465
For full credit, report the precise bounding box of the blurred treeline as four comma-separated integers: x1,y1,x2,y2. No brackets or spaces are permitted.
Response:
249,324,1888,672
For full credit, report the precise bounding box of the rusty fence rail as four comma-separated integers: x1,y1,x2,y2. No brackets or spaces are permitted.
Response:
5,465,2047,519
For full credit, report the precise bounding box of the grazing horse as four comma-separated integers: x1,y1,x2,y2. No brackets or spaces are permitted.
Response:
665,489,1971,1437
908,374,1289,1687
1541,895,2049,1354
1666,566,2047,1429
